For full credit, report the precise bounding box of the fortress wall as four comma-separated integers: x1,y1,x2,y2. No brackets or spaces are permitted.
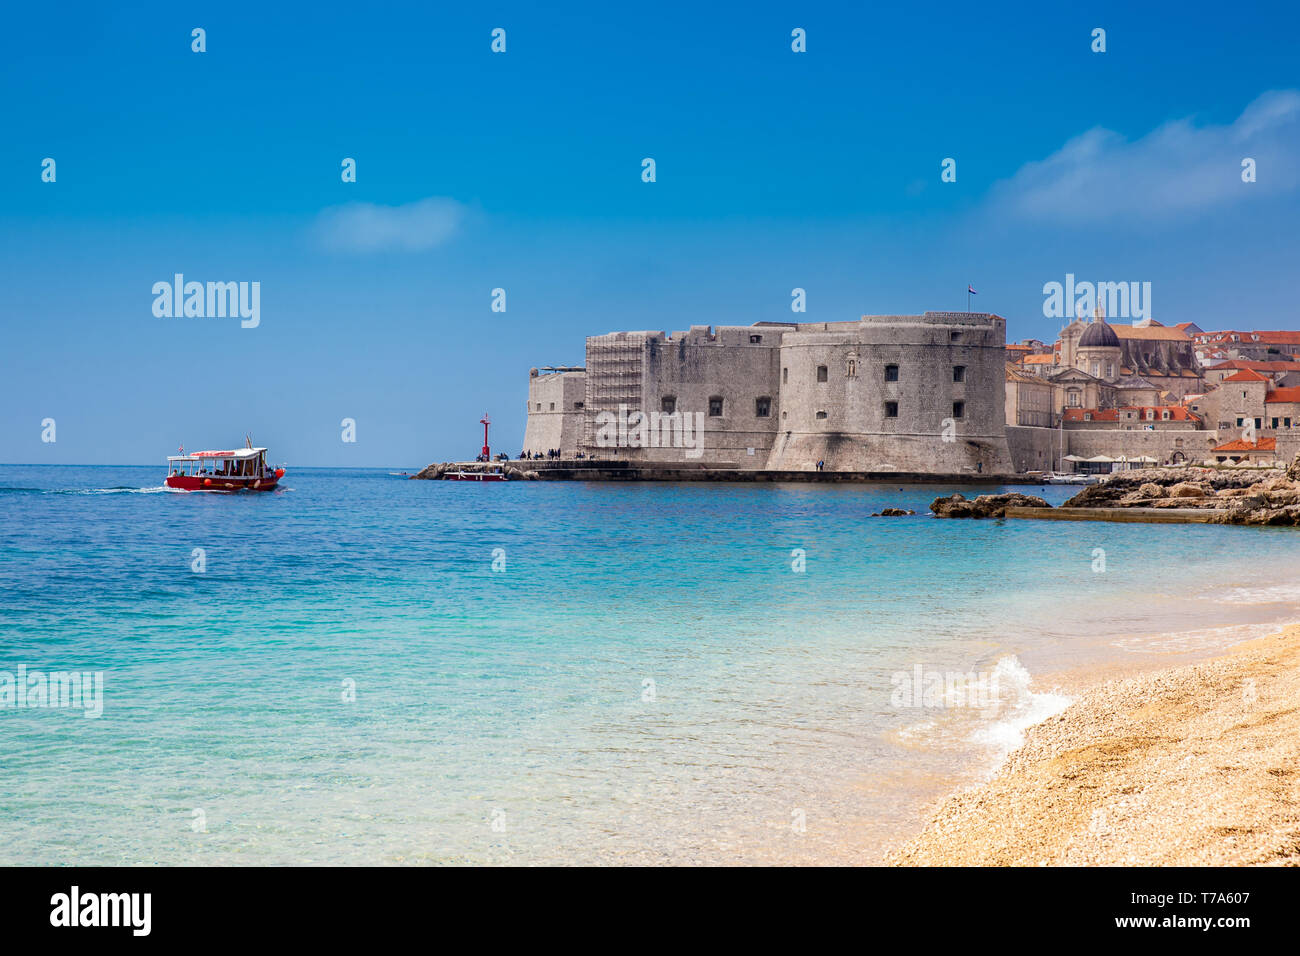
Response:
1064,428,1223,463
635,326,782,468
522,370,586,456
765,313,1013,473
1006,425,1058,474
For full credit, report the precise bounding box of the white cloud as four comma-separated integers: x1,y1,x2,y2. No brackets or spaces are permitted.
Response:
989,90,1300,222
313,197,466,252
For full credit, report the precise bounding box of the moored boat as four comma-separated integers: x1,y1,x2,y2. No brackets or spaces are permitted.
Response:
166,443,284,491
442,468,508,482
438,414,508,481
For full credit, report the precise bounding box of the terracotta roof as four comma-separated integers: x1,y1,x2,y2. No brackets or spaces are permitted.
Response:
1211,359,1299,373
1265,386,1300,404
1005,363,1043,384
1221,369,1271,383
1064,408,1120,422
1111,324,1192,342
1212,437,1277,452
1198,331,1300,346
1023,353,1055,365
1063,405,1199,423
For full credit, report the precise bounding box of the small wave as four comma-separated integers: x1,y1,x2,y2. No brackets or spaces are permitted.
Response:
1213,583,1300,605
967,656,1072,761
1113,618,1300,654
892,656,1072,765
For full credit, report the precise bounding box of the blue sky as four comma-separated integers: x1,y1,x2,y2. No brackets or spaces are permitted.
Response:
3,1,1299,465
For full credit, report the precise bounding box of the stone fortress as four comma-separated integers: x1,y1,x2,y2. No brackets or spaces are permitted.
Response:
523,312,1013,474
520,308,1300,478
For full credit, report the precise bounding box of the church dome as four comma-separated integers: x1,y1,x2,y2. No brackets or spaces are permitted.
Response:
1078,320,1120,348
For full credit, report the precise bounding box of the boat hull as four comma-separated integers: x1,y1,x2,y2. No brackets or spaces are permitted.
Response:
441,471,507,482
166,474,281,492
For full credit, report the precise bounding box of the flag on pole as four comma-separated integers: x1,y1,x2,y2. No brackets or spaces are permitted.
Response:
968,285,977,295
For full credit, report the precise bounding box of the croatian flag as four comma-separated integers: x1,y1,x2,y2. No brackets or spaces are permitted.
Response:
968,285,977,295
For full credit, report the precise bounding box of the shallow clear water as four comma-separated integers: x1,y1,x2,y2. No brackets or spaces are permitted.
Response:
1,465,1297,864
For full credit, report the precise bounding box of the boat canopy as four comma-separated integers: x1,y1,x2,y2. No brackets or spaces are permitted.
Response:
168,447,267,461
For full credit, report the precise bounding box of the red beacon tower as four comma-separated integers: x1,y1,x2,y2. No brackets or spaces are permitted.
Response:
480,414,491,461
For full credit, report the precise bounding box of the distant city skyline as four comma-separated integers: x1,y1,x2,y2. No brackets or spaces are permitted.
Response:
3,2,1299,465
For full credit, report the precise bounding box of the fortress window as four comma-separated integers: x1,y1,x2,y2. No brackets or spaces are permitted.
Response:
549,403,555,411
952,365,965,383
749,334,763,344
884,364,899,382
574,401,584,409
755,397,771,417
952,401,965,419
884,401,899,418
950,331,961,342
708,396,724,417
536,402,542,411
815,410,827,420
782,367,789,384
661,396,676,414
816,365,828,382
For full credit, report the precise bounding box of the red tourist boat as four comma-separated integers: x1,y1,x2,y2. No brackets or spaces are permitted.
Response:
166,441,284,492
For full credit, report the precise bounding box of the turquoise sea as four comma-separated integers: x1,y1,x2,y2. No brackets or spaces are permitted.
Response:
2,465,1299,865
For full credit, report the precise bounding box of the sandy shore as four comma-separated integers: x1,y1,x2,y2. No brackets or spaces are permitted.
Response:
891,625,1300,866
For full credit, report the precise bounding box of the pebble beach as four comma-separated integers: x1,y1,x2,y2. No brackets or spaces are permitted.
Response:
892,625,1300,866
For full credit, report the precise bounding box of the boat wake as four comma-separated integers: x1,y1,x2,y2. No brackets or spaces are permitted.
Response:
55,486,173,495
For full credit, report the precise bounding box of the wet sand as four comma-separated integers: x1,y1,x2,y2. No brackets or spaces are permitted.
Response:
891,625,1300,866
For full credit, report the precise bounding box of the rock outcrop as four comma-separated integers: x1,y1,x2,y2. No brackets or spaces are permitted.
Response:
411,462,540,481
1062,459,1300,526
930,492,1050,518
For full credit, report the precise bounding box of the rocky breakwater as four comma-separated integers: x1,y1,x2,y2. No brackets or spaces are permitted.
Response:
929,492,1050,518
411,462,540,480
1062,458,1300,526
